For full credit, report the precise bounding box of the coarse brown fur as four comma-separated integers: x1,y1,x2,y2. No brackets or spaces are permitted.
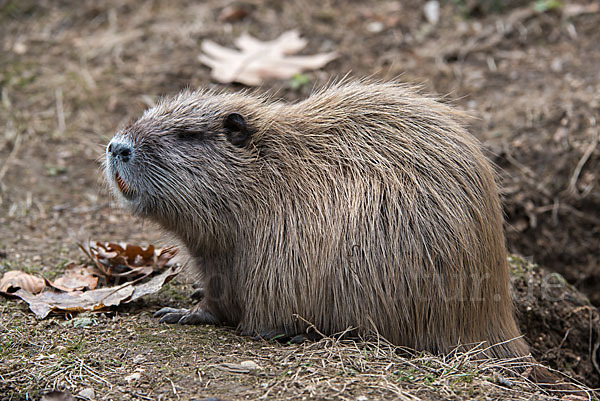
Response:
105,80,529,359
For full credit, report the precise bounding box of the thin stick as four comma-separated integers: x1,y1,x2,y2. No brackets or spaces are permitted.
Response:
568,118,598,197
56,87,66,135
0,131,22,183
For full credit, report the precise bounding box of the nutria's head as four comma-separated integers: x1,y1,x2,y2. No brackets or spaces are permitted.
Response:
104,90,262,249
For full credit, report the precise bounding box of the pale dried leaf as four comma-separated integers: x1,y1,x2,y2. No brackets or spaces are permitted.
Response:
0,270,46,294
424,1,440,25
199,30,337,86
77,388,95,400
234,30,307,54
563,3,600,18
124,372,142,383
240,360,261,370
220,360,261,373
12,265,182,318
50,263,99,292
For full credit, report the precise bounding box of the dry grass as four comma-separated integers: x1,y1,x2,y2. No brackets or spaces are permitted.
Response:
1,294,597,401
236,336,590,400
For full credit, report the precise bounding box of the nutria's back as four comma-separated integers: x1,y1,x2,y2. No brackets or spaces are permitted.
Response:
106,80,529,359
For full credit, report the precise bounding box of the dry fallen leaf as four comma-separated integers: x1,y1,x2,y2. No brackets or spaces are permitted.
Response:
423,1,440,25
77,388,95,400
220,360,261,373
0,270,46,294
199,30,337,86
13,264,182,319
79,241,178,283
3,241,182,318
125,371,143,383
563,3,600,18
49,262,99,292
218,5,251,22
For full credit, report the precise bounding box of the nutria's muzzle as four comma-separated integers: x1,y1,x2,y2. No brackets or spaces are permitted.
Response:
106,139,137,200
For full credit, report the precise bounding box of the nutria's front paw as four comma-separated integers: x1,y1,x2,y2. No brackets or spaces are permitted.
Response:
153,306,218,325
153,307,189,323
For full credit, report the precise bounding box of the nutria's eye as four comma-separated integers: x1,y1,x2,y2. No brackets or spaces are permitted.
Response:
223,112,251,147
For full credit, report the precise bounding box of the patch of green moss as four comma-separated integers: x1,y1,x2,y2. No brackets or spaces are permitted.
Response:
508,254,535,278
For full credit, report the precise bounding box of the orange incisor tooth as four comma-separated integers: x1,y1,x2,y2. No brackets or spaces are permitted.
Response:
116,173,128,193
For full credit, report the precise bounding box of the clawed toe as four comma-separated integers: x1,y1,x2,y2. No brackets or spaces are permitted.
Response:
154,306,218,325
161,312,188,324
154,307,190,324
154,307,189,324
153,307,189,320
190,288,205,301
178,310,219,325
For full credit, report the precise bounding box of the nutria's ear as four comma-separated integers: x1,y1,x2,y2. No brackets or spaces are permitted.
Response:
223,112,251,147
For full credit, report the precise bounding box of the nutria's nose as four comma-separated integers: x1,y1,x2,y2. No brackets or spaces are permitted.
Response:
108,141,133,163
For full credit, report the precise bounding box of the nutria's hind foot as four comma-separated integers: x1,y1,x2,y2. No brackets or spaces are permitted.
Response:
242,329,322,344
289,332,322,344
153,306,218,325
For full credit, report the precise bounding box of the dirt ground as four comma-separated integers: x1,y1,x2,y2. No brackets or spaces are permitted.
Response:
1,0,599,400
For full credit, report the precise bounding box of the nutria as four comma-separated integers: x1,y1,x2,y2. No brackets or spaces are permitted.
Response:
105,80,529,359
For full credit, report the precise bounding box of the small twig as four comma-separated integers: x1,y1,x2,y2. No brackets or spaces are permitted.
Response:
76,357,113,388
534,202,600,225
129,391,154,401
589,310,596,374
55,87,66,136
293,314,327,339
167,377,179,399
593,342,600,375
557,328,570,350
502,143,552,197
568,118,598,197
0,131,22,183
